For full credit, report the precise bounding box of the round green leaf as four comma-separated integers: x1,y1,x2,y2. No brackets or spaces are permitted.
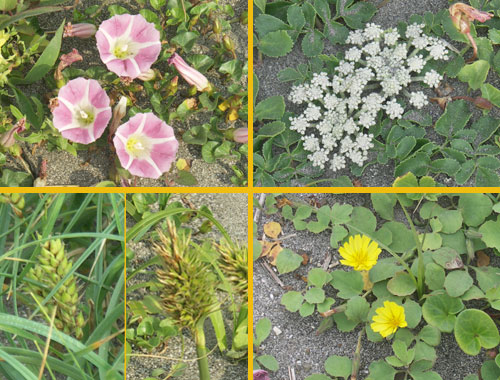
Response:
366,360,396,380
458,60,490,90
330,270,363,299
425,263,445,291
257,355,279,371
481,360,500,380
299,301,315,317
437,210,463,234
422,294,464,332
444,270,473,297
418,325,441,347
403,299,422,329
371,194,397,221
254,318,272,346
308,268,331,288
459,194,493,227
325,355,352,378
345,296,370,323
281,291,304,313
276,249,303,274
302,30,324,57
305,287,326,304
455,309,500,355
258,30,293,57
349,206,377,235
387,271,416,296
317,297,335,313
384,221,415,253
479,216,500,251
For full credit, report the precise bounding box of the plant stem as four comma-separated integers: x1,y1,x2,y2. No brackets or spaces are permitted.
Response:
400,202,425,300
351,328,364,380
194,323,210,380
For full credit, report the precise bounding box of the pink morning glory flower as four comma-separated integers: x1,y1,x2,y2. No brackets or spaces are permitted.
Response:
113,113,179,179
96,14,161,79
52,78,112,144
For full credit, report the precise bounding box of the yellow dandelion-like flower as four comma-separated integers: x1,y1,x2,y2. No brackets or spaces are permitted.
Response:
371,301,408,338
338,234,381,271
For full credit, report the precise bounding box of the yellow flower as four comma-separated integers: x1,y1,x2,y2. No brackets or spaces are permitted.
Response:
338,234,381,271
371,301,408,338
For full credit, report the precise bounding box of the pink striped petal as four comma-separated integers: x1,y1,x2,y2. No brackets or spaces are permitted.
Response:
99,14,133,38
129,14,160,43
57,77,86,104
52,78,111,144
96,14,161,79
113,112,179,179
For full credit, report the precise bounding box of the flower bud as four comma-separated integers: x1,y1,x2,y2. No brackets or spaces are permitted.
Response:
168,53,210,92
166,76,178,97
137,69,156,81
213,18,222,35
109,96,128,136
240,11,248,25
233,127,248,143
254,370,270,380
222,34,234,52
0,118,26,148
189,15,199,30
64,23,97,39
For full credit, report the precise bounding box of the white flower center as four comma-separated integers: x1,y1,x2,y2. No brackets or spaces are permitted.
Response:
80,110,89,119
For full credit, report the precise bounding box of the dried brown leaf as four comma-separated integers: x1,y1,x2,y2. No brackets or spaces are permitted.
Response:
476,250,490,267
264,221,281,239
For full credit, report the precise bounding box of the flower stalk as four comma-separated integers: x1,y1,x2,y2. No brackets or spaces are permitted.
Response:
399,200,425,299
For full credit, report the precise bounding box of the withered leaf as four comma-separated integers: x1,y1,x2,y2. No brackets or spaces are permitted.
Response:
263,221,281,239
301,253,309,265
444,257,464,270
276,197,293,208
259,240,283,266
476,250,490,267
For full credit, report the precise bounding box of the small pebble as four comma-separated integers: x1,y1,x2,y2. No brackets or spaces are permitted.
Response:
273,326,282,336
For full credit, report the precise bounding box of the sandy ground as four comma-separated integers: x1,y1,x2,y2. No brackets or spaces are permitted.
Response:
6,0,248,187
253,193,497,380
126,193,248,380
254,0,500,187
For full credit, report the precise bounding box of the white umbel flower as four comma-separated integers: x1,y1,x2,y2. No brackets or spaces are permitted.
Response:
286,22,449,170
409,91,427,109
423,70,442,88
385,99,404,119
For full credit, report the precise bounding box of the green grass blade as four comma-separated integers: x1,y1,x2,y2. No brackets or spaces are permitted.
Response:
127,207,232,244
0,347,38,380
0,314,117,374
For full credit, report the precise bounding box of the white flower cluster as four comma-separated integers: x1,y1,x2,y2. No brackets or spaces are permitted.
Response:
289,23,450,171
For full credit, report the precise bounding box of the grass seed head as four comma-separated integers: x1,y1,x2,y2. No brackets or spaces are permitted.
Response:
25,237,85,339
216,239,248,300
155,221,220,331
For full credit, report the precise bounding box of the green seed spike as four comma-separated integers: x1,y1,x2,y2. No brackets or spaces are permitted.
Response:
215,239,248,300
25,237,85,339
154,221,219,380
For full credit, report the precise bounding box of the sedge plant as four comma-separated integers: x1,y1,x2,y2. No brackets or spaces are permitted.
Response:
154,221,220,380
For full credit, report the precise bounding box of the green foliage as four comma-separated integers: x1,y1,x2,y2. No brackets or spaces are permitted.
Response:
258,193,500,379
0,193,124,379
255,0,375,58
